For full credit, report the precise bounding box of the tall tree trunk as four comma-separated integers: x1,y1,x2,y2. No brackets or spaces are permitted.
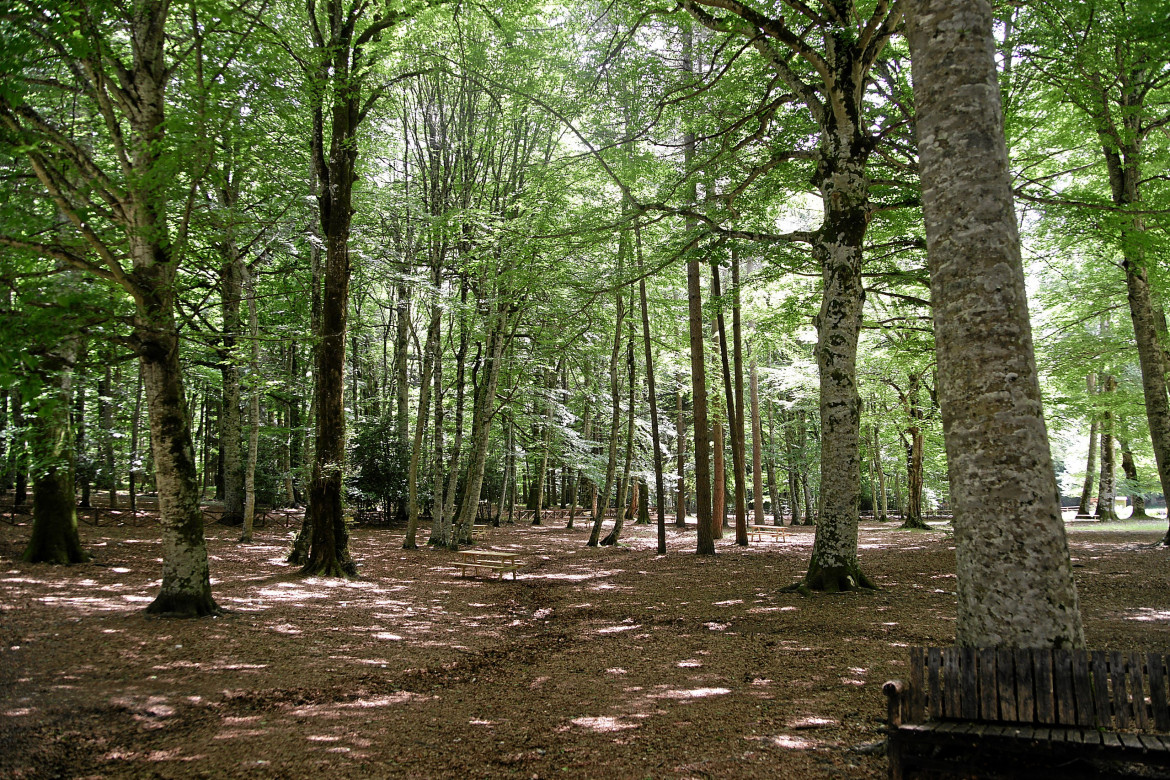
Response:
404,297,441,549
138,305,219,617
602,311,637,546
99,363,117,508
1095,374,1118,521
452,310,510,545
23,337,88,564
682,26,714,555
129,365,143,512
588,280,626,547
218,246,245,523
873,424,888,522
1119,438,1149,519
902,426,927,529
750,360,765,526
12,390,26,507
533,370,555,526
767,400,782,525
798,150,871,591
636,222,667,554
730,252,748,544
712,420,726,539
675,388,687,526
240,264,261,543
1077,374,1098,516
907,0,1084,648
73,345,90,508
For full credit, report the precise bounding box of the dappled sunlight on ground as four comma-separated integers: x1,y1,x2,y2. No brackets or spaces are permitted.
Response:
1,519,1168,778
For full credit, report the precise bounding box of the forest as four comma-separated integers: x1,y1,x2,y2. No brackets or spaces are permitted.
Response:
1,0,1169,777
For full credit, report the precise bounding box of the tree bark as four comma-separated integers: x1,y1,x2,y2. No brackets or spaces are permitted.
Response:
676,388,687,526
218,245,245,523
1095,374,1118,521
404,296,441,549
636,221,668,554
749,361,765,526
239,264,260,543
907,0,1084,647
23,337,88,564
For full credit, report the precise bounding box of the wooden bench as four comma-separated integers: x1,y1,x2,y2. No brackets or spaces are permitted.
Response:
456,550,523,580
883,646,1170,779
747,524,787,542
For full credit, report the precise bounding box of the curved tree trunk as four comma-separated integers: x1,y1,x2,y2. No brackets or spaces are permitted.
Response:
907,0,1083,648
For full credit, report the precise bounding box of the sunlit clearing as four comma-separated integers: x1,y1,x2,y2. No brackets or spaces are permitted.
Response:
677,659,702,668
597,624,640,634
469,719,496,726
713,599,743,606
307,735,341,742
606,668,627,675
704,622,730,631
571,716,637,732
770,734,816,750
374,632,403,641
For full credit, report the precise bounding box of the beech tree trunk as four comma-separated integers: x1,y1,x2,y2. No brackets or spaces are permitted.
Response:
218,246,245,523
23,337,88,564
907,0,1084,648
750,360,766,526
1119,440,1149,519
1095,375,1118,521
588,279,625,547
676,389,687,526
403,296,441,549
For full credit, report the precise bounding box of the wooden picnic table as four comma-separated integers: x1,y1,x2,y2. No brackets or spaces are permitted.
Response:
747,524,788,542
456,550,523,580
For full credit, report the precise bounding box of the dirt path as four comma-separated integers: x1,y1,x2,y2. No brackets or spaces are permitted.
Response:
2,518,1167,778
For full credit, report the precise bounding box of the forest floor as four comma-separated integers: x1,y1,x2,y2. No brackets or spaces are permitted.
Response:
1,510,1169,779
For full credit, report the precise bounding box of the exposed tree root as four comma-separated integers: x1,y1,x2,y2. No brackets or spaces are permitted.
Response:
899,516,930,530
145,592,222,618
783,562,878,595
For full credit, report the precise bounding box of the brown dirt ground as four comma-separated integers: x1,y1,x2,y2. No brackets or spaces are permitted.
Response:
1,511,1168,779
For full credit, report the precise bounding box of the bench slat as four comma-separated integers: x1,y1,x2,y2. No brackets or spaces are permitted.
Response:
1112,651,1133,729
1150,653,1170,732
1138,733,1168,752
1072,649,1095,727
1102,730,1122,748
960,647,979,720
1120,732,1146,751
1053,649,1077,725
1014,647,1035,723
928,647,943,720
909,646,925,723
1131,651,1151,730
1033,649,1056,724
978,648,997,720
1092,651,1112,729
997,648,1018,721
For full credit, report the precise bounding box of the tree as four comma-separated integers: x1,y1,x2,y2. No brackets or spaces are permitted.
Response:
1,0,220,615
1017,0,1170,542
681,0,902,589
907,0,1084,647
